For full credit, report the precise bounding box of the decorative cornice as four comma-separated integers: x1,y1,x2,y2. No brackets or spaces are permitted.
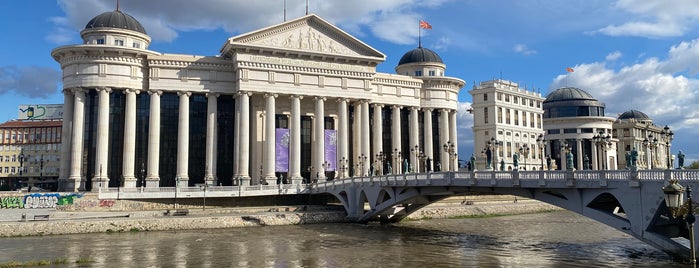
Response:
238,60,372,78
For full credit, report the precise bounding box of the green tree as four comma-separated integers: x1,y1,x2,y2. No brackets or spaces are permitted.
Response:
686,161,699,170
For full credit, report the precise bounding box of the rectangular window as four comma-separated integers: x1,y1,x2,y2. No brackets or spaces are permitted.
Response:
428,70,435,76
498,107,503,123
514,97,518,104
484,107,489,124
483,93,488,101
514,111,519,126
497,93,502,101
415,70,422,76
96,38,105,44
505,95,510,102
114,39,124,46
133,42,141,48
548,129,560,134
506,109,511,124
623,129,630,137
564,128,577,134
11,167,15,173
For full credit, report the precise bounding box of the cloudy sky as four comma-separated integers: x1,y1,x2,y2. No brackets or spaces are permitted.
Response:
2,0,699,164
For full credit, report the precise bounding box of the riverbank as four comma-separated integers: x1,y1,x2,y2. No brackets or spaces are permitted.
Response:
0,195,561,237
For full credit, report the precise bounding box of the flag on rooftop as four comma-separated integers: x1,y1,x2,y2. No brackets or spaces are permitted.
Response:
419,20,432,29
566,67,574,72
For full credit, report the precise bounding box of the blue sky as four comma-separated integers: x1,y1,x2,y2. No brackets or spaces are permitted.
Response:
2,0,699,164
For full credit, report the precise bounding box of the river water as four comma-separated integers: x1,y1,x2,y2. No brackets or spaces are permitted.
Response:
0,211,684,267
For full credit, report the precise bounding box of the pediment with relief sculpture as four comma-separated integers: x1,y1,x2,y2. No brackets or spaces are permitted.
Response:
222,14,386,62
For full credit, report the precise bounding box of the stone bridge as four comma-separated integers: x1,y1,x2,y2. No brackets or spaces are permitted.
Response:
313,169,699,261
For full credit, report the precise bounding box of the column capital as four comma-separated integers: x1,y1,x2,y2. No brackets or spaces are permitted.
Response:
392,105,402,109
423,108,433,112
148,89,163,96
206,92,220,98
291,94,304,100
410,106,420,111
336,97,347,103
96,87,112,93
177,91,192,97
265,93,278,99
61,88,73,94
73,87,87,95
123,88,141,94
315,96,327,102
235,91,251,98
372,103,384,108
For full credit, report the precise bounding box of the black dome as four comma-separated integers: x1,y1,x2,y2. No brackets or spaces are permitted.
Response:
398,47,443,65
544,87,595,103
618,110,650,120
543,87,605,118
84,10,146,34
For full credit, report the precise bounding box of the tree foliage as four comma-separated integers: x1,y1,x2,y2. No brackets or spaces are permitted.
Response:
686,161,699,170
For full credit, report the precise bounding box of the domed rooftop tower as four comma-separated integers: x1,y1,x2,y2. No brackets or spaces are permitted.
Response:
543,87,605,118
395,46,446,77
618,109,652,122
79,9,151,49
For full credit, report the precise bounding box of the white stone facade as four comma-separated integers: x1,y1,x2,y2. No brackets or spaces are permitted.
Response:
51,13,464,192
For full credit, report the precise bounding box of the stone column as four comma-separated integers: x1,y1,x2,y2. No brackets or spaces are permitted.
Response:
122,88,139,188
313,97,326,181
591,141,599,170
234,92,251,185
58,89,74,190
176,92,191,186
392,105,402,174
361,101,370,176
450,110,458,171
576,139,583,170
205,93,218,185
263,94,277,184
289,95,303,184
337,98,349,178
423,109,433,171
372,104,383,175
409,107,419,172
146,90,162,187
92,87,111,191
67,88,86,192
439,109,450,171
353,102,361,176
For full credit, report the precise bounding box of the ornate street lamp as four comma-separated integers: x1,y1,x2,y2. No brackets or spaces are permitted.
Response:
375,152,386,176
358,154,367,176
660,125,674,169
443,141,456,171
410,145,421,173
519,144,530,170
662,180,696,264
536,134,546,170
322,161,330,180
643,134,659,170
593,131,612,170
140,162,146,191
393,149,401,173
338,157,349,178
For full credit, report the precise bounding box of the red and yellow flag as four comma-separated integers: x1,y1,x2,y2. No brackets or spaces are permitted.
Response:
419,20,432,29
566,67,574,72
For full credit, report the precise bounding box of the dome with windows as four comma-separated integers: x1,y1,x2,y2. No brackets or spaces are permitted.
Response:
618,110,650,120
398,46,443,65
84,10,146,34
543,87,605,118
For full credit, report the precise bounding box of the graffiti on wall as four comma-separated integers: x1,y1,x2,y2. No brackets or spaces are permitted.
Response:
0,193,84,209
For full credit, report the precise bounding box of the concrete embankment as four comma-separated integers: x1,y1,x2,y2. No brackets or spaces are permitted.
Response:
0,195,561,237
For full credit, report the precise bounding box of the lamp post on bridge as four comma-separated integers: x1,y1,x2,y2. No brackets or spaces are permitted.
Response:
322,161,330,181
660,125,674,169
443,141,456,171
593,131,612,170
643,134,659,170
375,152,386,176
338,157,348,178
358,154,367,176
393,149,401,174
487,137,501,171
518,144,530,170
536,134,546,170
411,145,422,173
662,180,696,264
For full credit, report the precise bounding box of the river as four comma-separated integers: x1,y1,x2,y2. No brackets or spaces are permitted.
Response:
0,211,683,267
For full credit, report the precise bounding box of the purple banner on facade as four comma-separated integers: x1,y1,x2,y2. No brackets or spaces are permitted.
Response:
275,128,289,172
324,130,337,171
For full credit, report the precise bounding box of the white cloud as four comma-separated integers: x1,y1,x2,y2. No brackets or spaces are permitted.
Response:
54,0,453,45
513,44,536,55
456,102,474,159
550,38,699,135
0,66,61,98
595,0,699,38
606,51,622,61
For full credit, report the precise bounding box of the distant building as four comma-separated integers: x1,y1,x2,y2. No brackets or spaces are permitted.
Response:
469,80,545,171
542,87,617,170
51,9,464,191
613,110,673,170
0,120,62,191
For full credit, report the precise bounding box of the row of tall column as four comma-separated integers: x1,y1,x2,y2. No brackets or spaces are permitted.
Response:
58,87,460,192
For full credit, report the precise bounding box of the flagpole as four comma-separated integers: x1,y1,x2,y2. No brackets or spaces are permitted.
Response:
418,20,422,47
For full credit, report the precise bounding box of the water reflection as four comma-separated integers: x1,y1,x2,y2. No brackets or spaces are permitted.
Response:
0,211,684,267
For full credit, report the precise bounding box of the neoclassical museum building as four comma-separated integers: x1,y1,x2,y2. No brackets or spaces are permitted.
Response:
51,9,464,191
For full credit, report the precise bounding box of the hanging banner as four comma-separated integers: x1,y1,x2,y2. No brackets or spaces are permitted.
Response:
324,130,337,171
275,128,290,172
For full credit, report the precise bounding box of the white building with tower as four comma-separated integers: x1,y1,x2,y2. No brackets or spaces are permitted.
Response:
51,8,464,192
469,79,545,171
